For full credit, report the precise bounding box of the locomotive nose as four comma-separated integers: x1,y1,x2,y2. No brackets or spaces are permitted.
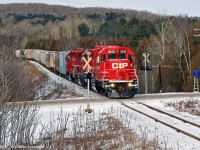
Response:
109,60,130,80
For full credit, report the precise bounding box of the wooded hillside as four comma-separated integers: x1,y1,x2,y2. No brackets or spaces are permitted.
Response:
1,3,200,93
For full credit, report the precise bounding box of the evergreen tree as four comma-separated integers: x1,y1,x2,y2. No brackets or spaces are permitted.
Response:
78,23,89,37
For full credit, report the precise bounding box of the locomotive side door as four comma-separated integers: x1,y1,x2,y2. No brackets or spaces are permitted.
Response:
97,54,106,80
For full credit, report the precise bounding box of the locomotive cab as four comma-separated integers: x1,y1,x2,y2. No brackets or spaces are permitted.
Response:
65,48,85,81
94,46,138,98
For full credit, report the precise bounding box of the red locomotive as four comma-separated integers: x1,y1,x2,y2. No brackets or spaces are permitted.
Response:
20,45,138,98
66,45,138,98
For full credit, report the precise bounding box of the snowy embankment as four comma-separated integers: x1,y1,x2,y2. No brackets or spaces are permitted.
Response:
30,61,99,99
37,96,200,150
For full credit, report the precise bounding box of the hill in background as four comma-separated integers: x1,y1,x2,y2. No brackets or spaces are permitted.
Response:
0,3,200,94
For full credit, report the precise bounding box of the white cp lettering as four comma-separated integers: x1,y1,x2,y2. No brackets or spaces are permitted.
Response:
112,63,128,69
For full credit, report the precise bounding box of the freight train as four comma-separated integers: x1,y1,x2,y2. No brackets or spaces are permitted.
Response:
18,45,138,98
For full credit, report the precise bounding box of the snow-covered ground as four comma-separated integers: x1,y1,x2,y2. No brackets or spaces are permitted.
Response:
137,95,200,125
31,60,200,149
123,98,200,149
31,61,99,99
37,97,200,149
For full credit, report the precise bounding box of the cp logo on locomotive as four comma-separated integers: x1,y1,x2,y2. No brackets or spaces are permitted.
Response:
112,63,128,69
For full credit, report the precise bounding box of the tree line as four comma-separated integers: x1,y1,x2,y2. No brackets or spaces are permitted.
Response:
8,13,66,25
1,3,200,93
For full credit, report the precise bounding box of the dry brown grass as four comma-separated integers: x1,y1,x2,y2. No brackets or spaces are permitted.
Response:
40,107,164,150
23,61,83,99
165,97,200,116
23,61,47,82
41,84,83,100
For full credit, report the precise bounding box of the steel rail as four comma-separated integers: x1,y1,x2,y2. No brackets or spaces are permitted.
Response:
119,101,200,142
132,99,200,128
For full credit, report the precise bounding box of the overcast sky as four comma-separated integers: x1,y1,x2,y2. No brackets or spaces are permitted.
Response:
1,0,200,17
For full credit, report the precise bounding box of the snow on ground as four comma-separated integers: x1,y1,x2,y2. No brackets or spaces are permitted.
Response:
137,94,200,125
30,60,200,149
31,61,99,99
123,100,200,149
37,97,200,150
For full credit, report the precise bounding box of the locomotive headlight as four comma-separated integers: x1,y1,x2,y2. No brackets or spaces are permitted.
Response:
110,83,115,88
128,82,133,87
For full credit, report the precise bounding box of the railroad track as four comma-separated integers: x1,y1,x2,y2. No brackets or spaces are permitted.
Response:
19,60,200,141
117,99,200,142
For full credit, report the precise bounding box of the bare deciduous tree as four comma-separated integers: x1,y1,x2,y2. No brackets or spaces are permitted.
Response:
168,17,192,81
0,47,40,148
150,16,171,63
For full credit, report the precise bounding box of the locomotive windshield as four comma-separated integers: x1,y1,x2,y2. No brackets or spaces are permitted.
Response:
108,53,126,59
108,53,116,59
118,53,126,59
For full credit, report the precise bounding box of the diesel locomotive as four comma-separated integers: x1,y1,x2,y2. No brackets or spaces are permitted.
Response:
19,45,138,98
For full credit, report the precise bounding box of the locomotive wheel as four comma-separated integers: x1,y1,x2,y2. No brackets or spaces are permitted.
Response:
89,80,93,90
128,88,137,98
80,78,87,88
105,89,108,97
69,74,75,82
66,73,70,80
95,81,102,92
105,89,112,98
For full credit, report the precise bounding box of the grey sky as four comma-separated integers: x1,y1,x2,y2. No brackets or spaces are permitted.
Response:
1,0,200,17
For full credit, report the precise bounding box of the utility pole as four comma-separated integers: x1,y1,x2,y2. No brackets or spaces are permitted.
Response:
159,65,163,92
143,53,150,94
144,53,147,94
140,53,152,94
